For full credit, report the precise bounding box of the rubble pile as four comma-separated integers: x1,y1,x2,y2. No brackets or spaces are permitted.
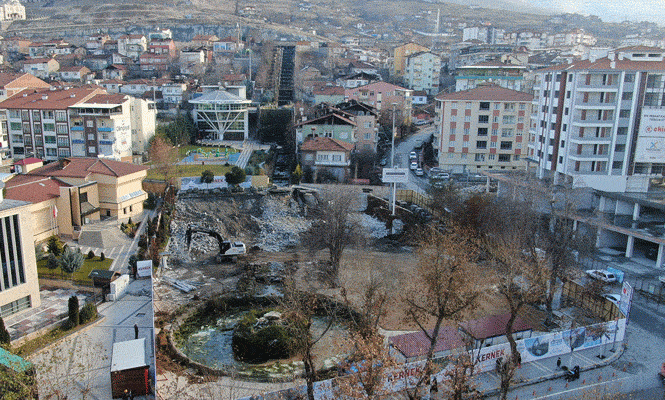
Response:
352,213,389,238
251,196,311,252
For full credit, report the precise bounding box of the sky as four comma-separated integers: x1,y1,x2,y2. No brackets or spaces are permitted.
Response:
527,0,665,24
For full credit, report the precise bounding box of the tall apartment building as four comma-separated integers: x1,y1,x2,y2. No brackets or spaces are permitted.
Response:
455,61,526,92
0,87,156,161
393,42,430,76
435,83,532,173
529,46,665,193
404,52,441,96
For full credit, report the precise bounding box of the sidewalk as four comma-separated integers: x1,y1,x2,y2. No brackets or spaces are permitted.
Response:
473,343,625,399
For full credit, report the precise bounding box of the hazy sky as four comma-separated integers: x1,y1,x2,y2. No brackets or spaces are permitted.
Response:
536,0,665,24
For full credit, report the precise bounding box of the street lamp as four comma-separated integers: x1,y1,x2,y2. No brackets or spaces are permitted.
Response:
391,102,398,215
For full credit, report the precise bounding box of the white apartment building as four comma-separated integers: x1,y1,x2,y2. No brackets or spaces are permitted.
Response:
435,83,532,173
0,87,156,161
404,52,441,96
0,0,25,22
529,46,665,193
117,35,147,60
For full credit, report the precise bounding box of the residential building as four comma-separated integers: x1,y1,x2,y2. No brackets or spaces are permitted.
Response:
148,38,176,58
28,39,69,58
295,111,356,148
102,65,128,81
435,83,532,173
191,34,219,47
161,82,187,106
98,79,124,94
117,35,147,60
449,44,515,71
86,34,111,52
190,87,251,141
300,136,354,182
21,58,59,79
5,157,148,240
455,61,527,92
404,51,441,95
129,98,157,152
0,72,49,101
84,54,112,71
335,100,379,153
335,71,381,89
412,90,428,105
0,186,40,320
345,81,413,121
392,42,430,76
139,53,170,73
528,46,665,192
213,37,244,56
312,86,345,105
0,0,25,22
57,65,91,82
0,87,155,161
2,36,31,54
179,48,207,75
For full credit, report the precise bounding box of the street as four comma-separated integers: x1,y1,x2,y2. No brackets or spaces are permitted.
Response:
392,125,435,194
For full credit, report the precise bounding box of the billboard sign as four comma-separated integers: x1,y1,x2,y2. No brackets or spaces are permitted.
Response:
635,109,665,162
620,280,633,319
382,168,409,183
136,260,152,278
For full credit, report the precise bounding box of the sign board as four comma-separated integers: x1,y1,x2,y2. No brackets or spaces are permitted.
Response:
620,280,633,319
635,109,665,162
136,260,152,278
382,168,409,183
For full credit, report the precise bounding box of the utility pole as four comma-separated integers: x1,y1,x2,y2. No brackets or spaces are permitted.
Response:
391,102,397,215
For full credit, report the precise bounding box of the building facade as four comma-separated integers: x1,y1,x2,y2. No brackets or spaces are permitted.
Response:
345,81,413,121
190,87,251,141
435,83,532,173
404,51,441,96
393,42,430,76
455,61,526,92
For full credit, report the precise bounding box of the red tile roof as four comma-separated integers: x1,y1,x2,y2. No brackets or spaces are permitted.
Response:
4,175,70,204
435,84,533,102
29,157,148,179
300,137,354,152
14,157,42,166
536,55,665,73
389,327,464,358
0,87,102,110
459,313,533,340
313,86,345,96
80,94,128,105
23,58,57,65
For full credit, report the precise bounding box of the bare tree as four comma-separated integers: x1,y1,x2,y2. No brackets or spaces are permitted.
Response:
282,280,336,400
302,189,361,287
402,224,482,398
148,136,179,184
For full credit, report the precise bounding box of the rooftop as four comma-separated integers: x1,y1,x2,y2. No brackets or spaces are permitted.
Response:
389,326,464,358
29,157,148,179
459,313,533,340
435,83,533,102
111,338,147,372
0,87,101,110
300,136,355,152
189,89,249,104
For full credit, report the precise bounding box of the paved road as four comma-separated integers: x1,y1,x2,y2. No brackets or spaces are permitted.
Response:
392,126,435,194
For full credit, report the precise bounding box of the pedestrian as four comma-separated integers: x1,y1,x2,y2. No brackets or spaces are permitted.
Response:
122,389,129,400
129,389,134,400
556,357,561,369
134,323,139,339
517,352,522,367
496,357,502,371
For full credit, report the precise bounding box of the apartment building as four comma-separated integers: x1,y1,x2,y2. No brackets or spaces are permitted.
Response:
0,0,25,22
0,188,40,320
529,46,665,193
345,81,413,122
404,51,441,96
393,42,430,76
21,58,59,79
0,87,155,161
117,35,147,60
435,83,532,173
455,61,526,92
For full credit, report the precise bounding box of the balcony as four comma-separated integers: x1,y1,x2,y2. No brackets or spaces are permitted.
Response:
71,126,84,131
569,136,612,144
568,152,610,161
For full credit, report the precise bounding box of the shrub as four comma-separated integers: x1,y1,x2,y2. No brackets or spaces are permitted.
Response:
225,166,246,186
46,236,64,257
68,296,79,327
59,248,84,278
232,310,296,362
46,254,59,270
0,317,10,345
79,302,98,324
201,169,214,184
100,252,105,262
144,192,157,210
87,250,95,259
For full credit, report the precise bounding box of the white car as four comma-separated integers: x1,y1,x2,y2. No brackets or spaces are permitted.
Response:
585,269,617,283
415,168,424,176
410,161,418,170
409,151,418,160
602,294,621,306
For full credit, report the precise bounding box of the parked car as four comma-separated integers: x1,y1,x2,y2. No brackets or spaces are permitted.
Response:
431,172,450,180
415,168,424,176
585,269,617,283
409,151,418,160
602,294,621,306
410,161,418,170
429,167,444,175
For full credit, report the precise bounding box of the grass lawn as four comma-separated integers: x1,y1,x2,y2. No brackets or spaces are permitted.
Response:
177,145,239,159
37,256,113,282
146,164,234,180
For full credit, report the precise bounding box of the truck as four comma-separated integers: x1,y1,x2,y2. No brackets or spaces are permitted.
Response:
185,226,246,261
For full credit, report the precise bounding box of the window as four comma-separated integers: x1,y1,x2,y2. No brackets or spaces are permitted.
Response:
622,92,633,101
44,135,56,144
32,111,40,121
564,108,569,116
617,127,628,135
43,123,55,132
500,141,512,150
34,136,43,146
58,148,70,157
88,146,96,154
332,154,342,162
492,128,498,136
474,153,485,162
488,154,496,160
463,128,470,135
624,74,634,83
464,116,470,122
477,127,488,136
476,141,487,149
56,111,67,122
86,120,94,128
612,161,623,169
21,110,29,121
563,124,567,131
317,154,329,161
33,123,41,134
465,102,471,109
56,124,67,134
43,111,54,119
619,109,631,118
8,110,20,119
490,141,497,148
80,192,88,203
615,144,625,152
501,128,514,137
57,136,69,147
502,115,516,124
9,122,21,131
462,140,469,147
478,115,489,123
